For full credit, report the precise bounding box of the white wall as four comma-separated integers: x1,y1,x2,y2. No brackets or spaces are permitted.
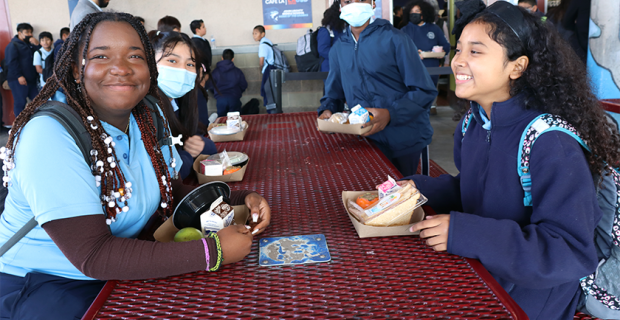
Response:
8,0,330,46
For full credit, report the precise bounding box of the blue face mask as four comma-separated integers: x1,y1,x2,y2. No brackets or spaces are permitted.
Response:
340,2,375,28
157,65,197,99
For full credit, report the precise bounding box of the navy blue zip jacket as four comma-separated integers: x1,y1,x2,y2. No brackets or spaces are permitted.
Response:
208,60,248,100
406,96,601,320
4,36,39,82
318,19,437,157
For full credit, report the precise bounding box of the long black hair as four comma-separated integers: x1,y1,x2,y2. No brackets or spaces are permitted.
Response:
467,7,620,175
400,0,436,28
5,12,175,219
321,0,346,32
147,30,200,141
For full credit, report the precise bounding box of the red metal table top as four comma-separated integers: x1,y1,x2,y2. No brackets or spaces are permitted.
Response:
84,112,527,319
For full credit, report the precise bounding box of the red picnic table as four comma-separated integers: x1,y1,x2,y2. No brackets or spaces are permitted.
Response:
82,112,529,319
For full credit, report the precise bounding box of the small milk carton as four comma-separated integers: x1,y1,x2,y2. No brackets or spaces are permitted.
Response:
200,196,235,235
349,105,370,124
226,112,242,132
200,159,224,176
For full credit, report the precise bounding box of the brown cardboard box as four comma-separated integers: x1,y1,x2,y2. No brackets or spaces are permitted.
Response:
154,205,249,242
317,118,373,135
208,121,249,142
342,191,425,238
193,154,249,184
420,51,446,59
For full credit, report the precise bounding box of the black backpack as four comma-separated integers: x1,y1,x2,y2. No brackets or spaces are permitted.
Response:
0,95,169,257
241,98,260,115
37,49,55,82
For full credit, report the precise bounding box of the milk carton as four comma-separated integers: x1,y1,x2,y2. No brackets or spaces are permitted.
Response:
226,112,242,132
349,105,370,124
199,196,235,234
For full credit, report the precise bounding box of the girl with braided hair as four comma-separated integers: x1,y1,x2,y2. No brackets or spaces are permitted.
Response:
405,2,620,319
0,12,270,319
146,30,217,179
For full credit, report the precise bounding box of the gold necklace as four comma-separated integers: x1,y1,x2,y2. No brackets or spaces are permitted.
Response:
124,116,130,134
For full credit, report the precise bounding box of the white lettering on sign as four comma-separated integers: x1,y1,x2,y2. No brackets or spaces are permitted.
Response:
265,0,286,4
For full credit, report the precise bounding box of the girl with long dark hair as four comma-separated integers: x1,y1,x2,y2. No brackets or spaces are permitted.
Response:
0,12,270,319
147,30,217,179
406,2,620,319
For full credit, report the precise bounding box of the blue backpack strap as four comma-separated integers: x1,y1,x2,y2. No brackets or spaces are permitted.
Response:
518,114,590,206
461,108,474,138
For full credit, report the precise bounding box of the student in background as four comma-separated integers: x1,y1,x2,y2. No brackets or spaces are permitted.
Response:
70,0,108,30
318,0,437,176
518,0,545,19
33,32,54,89
53,27,70,59
157,16,181,32
208,49,248,117
190,19,212,71
253,25,276,113
317,1,346,72
4,23,40,117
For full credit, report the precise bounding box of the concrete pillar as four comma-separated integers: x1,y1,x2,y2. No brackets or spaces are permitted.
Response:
587,0,620,99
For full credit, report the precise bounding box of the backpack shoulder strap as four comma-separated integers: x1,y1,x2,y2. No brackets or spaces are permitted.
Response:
461,108,474,137
32,101,93,166
518,114,589,206
142,94,172,148
1,101,93,258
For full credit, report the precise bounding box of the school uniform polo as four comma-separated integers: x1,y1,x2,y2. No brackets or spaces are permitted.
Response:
33,48,53,86
0,110,182,280
258,37,274,74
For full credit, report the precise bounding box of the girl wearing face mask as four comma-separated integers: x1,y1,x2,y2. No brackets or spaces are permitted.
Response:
147,31,217,179
400,0,450,88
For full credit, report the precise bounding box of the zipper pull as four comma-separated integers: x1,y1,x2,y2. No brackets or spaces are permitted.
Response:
486,131,491,143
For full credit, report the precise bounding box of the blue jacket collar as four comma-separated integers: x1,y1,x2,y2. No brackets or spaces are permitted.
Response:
341,18,390,43
469,94,537,128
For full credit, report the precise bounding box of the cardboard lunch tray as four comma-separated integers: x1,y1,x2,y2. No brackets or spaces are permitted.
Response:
420,51,446,59
193,154,249,184
342,191,425,238
208,121,249,142
154,205,249,243
317,118,373,135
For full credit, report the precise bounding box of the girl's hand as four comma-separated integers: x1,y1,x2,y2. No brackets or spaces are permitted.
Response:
362,108,390,136
245,193,271,235
217,225,253,265
318,110,332,120
418,49,424,60
183,135,206,158
410,214,451,252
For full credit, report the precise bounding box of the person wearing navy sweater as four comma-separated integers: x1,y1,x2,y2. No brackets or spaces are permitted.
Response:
4,23,40,117
405,3,620,319
208,49,248,117
148,31,217,179
400,0,450,86
318,0,437,177
317,1,346,72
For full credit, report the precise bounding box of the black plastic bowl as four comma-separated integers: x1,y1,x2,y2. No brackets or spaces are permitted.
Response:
172,181,231,230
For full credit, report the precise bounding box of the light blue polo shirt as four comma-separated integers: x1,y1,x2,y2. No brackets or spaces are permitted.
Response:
0,109,182,280
258,37,274,74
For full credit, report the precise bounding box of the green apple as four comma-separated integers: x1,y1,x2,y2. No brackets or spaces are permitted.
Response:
174,227,203,242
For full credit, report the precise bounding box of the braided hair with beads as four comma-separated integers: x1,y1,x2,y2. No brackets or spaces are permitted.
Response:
1,12,177,224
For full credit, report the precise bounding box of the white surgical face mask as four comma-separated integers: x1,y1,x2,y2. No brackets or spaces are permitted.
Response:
340,2,375,28
157,65,196,99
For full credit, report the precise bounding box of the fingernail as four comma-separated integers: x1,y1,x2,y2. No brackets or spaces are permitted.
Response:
252,229,259,235
252,213,258,223
409,226,415,232
245,225,251,229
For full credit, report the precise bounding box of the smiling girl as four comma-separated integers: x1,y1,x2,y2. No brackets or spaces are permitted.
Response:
404,2,620,319
0,13,270,319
